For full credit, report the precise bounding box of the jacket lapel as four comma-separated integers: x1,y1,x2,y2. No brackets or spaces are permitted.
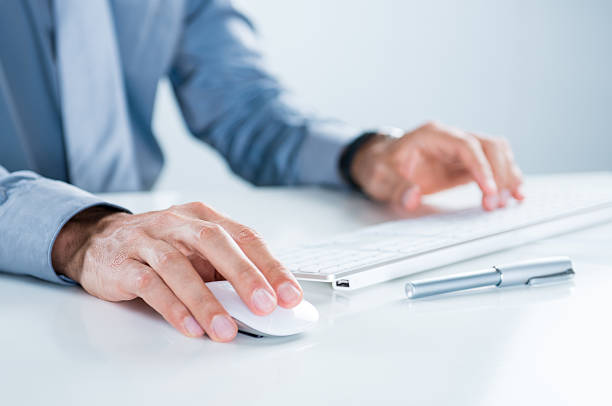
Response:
0,0,68,181
24,0,62,110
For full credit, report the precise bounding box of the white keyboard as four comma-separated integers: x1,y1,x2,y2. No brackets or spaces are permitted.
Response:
278,178,612,290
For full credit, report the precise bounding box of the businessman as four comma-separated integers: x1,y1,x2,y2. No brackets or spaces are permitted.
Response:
0,0,523,342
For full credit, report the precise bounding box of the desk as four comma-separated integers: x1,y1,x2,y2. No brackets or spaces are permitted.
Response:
1,173,611,405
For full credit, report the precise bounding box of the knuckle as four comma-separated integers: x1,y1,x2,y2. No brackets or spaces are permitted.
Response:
485,136,506,150
496,136,510,148
463,134,480,149
266,260,288,278
420,120,441,132
457,134,480,153
477,135,494,147
191,292,220,316
184,290,207,310
169,303,190,323
237,261,255,276
185,201,221,218
134,268,155,292
198,222,225,241
158,210,181,224
234,262,259,281
236,226,262,245
185,201,209,213
157,250,184,267
126,227,147,241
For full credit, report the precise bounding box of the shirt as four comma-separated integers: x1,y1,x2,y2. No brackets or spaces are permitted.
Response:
0,0,358,284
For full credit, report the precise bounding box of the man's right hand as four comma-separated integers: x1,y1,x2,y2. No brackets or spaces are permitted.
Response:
51,202,303,342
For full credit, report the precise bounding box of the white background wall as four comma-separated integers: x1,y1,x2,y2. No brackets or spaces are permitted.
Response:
152,0,612,191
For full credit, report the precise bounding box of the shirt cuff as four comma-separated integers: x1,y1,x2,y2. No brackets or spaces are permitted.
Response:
295,121,361,188
0,171,127,285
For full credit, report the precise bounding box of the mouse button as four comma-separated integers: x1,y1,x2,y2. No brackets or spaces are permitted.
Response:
256,306,317,336
292,300,320,323
206,281,252,320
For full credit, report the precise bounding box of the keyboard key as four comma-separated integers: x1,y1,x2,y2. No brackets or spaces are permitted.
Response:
278,182,612,283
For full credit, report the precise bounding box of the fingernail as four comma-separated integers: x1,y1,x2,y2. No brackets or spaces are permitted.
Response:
183,316,204,337
252,288,276,314
484,195,499,210
211,315,237,341
515,187,525,200
277,282,301,305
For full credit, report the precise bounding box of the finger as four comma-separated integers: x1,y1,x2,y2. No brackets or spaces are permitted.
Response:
435,131,499,211
158,216,279,315
221,223,303,308
172,204,303,308
452,134,498,197
504,148,525,201
478,137,510,208
479,135,525,203
390,144,421,181
509,167,525,201
119,259,205,338
137,238,238,342
187,253,224,282
414,125,498,205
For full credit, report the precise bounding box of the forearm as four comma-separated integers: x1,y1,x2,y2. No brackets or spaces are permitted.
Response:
190,97,358,187
170,0,358,187
0,167,125,284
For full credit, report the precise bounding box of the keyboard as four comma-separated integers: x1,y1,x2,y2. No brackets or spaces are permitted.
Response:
277,175,612,290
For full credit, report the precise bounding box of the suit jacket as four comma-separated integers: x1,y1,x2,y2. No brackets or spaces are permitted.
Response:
0,0,355,284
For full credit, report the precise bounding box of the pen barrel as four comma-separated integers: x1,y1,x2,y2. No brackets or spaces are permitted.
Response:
405,269,501,299
496,256,573,287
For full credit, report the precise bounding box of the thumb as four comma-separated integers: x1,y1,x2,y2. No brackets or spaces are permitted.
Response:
395,183,422,211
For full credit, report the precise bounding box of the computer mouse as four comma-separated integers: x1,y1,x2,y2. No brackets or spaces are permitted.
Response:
206,281,319,337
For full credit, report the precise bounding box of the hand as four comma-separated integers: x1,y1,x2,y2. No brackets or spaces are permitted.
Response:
350,122,525,211
51,203,303,342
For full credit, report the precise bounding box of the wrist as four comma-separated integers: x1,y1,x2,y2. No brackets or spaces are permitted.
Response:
338,132,381,191
51,206,126,282
349,133,394,190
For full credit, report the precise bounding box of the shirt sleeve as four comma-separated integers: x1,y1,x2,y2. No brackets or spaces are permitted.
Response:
0,166,125,285
169,0,359,188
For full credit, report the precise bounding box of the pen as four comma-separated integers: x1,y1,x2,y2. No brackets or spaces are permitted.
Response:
405,256,574,299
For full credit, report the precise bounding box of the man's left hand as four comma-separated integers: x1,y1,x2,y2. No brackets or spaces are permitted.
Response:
350,121,525,211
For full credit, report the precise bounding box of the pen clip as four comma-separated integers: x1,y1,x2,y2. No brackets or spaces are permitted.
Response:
526,269,575,286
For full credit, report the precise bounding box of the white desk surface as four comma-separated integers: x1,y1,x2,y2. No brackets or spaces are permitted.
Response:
2,173,611,405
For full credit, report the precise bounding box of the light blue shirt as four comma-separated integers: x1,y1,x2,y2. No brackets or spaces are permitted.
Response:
0,0,358,285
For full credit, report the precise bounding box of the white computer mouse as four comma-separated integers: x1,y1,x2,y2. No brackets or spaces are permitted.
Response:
206,281,319,337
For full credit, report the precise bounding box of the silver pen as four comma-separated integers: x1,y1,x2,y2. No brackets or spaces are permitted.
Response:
405,256,575,299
